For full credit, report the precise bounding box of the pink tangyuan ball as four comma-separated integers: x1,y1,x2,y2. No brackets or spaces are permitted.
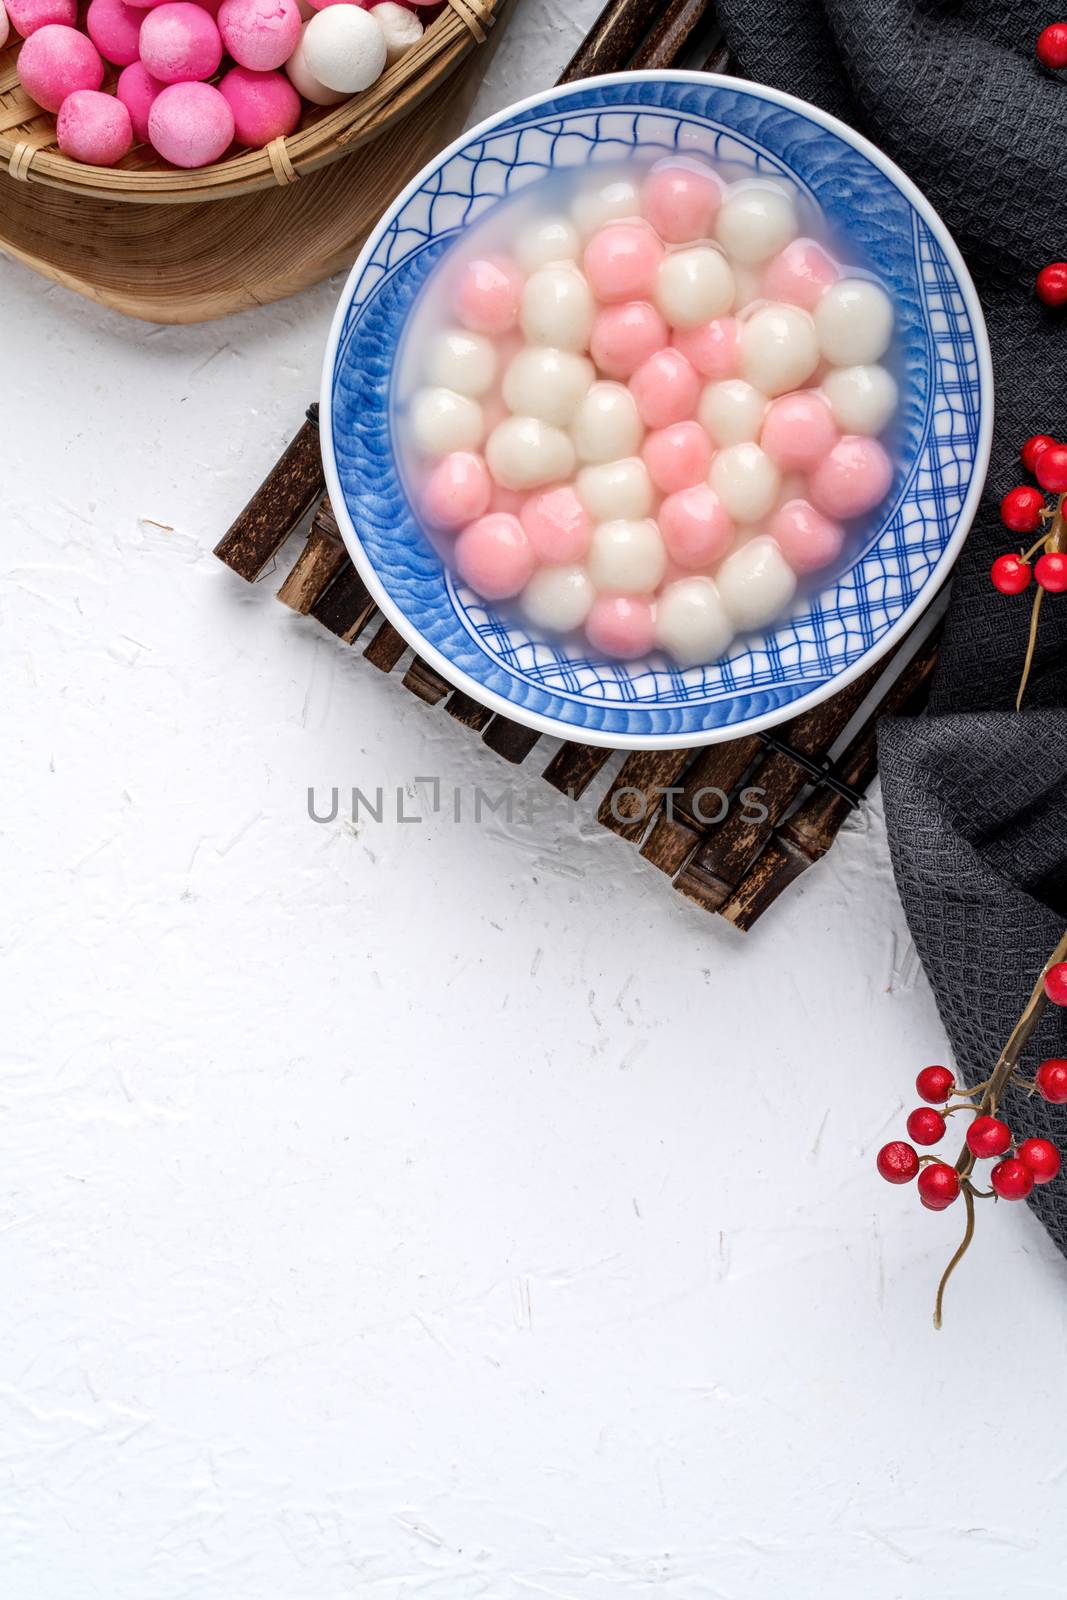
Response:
56,88,133,164
117,61,164,141
454,513,536,600
85,0,143,65
760,392,838,471
659,484,734,570
217,0,301,70
585,594,656,660
590,300,669,380
641,160,723,244
139,2,222,82
5,0,74,35
769,499,845,574
421,451,492,530
519,485,592,565
148,79,234,166
808,435,893,520
583,221,664,304
218,65,301,146
762,239,839,310
642,421,712,495
671,316,739,379
454,256,524,337
628,347,700,429
18,25,103,112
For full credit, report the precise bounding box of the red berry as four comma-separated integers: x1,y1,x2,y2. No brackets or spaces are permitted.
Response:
1036,1057,1067,1101
906,1106,946,1145
915,1065,954,1103
1021,434,1057,474
1036,443,1067,491
991,553,1032,594
917,1162,961,1211
877,1140,920,1184
1017,1137,1061,1185
1037,22,1067,68
1045,963,1067,1006
1000,485,1045,532
1036,262,1067,306
991,1157,1035,1201
1035,551,1067,592
966,1114,1013,1158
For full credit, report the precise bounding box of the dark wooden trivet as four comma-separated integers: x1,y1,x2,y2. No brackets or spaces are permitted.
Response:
213,1,941,930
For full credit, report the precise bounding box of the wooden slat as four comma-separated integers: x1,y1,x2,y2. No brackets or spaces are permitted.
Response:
482,716,540,764
640,735,763,876
597,749,691,843
308,562,377,643
403,656,451,704
363,620,408,672
445,690,494,730
215,415,325,582
277,501,347,614
541,742,614,798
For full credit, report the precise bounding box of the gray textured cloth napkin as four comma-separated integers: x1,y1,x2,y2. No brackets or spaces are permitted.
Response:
717,0,1067,1251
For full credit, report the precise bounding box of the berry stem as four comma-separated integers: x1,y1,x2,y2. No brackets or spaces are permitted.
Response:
933,927,1067,1327
1017,493,1067,710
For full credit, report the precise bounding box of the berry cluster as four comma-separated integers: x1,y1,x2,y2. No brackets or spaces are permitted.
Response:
991,435,1067,597
877,956,1067,1325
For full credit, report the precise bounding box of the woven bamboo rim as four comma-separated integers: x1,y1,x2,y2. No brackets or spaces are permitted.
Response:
0,0,498,203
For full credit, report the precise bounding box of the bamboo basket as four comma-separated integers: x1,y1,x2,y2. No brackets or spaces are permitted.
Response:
0,0,498,201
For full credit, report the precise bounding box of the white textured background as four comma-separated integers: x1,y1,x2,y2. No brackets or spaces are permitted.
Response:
5,6,1067,1596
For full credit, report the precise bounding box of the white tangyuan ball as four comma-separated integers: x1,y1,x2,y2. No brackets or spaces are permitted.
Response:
741,303,820,396
709,442,781,522
732,265,764,311
576,457,654,521
426,328,497,397
411,387,484,454
485,415,575,491
521,565,595,632
716,536,797,631
516,215,581,272
822,364,899,435
286,31,346,104
303,4,387,92
370,1,422,62
520,265,595,351
572,178,641,238
572,381,644,463
698,379,768,446
588,518,667,594
655,247,734,329
502,347,594,426
655,577,734,668
814,278,894,365
715,184,798,265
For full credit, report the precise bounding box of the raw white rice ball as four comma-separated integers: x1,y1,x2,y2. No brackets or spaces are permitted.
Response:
709,442,781,522
576,457,654,521
715,185,798,265
502,346,595,426
426,328,497,397
698,378,768,446
741,303,820,396
369,1,422,62
588,518,667,594
410,387,484,454
572,381,644,463
521,565,595,632
285,30,346,104
655,246,735,329
485,415,575,491
520,264,596,351
303,5,387,93
814,278,894,365
655,577,734,667
821,364,898,435
516,215,581,272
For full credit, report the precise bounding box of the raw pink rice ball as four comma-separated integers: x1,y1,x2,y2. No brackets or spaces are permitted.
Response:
218,64,300,146
116,60,163,142
18,24,103,112
148,79,234,166
56,87,133,164
217,0,301,70
454,513,535,600
139,1,222,82
86,0,144,64
585,594,656,660
5,0,74,35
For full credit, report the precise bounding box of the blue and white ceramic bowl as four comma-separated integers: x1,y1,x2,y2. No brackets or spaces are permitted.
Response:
321,71,992,749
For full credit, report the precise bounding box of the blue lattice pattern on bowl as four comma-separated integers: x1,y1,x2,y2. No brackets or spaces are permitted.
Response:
323,73,991,747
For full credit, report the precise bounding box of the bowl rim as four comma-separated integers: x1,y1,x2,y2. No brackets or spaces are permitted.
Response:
320,68,994,751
